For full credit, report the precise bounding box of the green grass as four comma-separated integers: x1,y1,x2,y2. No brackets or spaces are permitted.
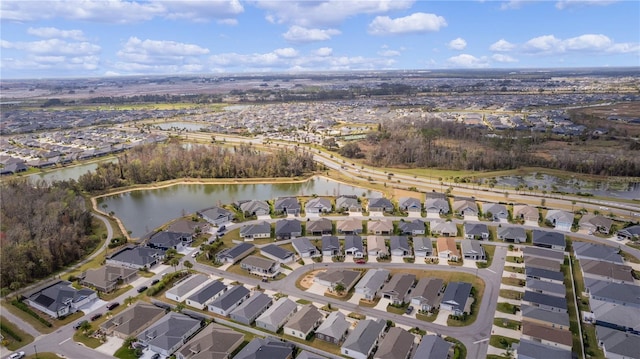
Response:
296,299,311,305
25,354,65,359
620,250,640,264
0,316,34,350
493,318,521,331
505,256,522,263
476,244,495,268
499,289,522,300
73,330,103,349
582,323,605,359
489,335,519,350
114,345,139,359
501,277,524,287
562,263,584,359
416,310,438,322
386,304,407,315
99,285,132,302
496,302,519,315
503,266,524,274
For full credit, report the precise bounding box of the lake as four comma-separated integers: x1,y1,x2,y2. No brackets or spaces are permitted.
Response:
98,176,381,238
28,157,117,183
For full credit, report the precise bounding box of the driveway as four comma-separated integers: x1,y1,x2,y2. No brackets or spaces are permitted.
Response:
306,282,327,296
390,256,405,264
79,299,107,314
491,325,521,339
348,293,364,305
407,212,422,218
433,309,450,325
374,298,391,311
462,259,477,268
95,336,124,356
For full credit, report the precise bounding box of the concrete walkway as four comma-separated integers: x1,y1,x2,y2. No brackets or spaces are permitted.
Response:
502,272,525,280
491,325,521,339
487,345,508,357
497,297,521,305
494,311,522,321
499,284,525,292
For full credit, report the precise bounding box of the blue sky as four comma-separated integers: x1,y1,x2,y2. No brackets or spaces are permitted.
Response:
1,0,639,79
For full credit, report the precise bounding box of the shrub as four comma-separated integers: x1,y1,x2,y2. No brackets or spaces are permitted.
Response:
0,322,22,342
11,299,52,327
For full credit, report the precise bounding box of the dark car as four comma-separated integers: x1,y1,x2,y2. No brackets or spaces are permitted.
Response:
137,285,148,293
90,313,102,321
151,279,160,285
73,320,88,330
106,302,120,311
217,225,226,233
150,354,160,359
405,306,414,315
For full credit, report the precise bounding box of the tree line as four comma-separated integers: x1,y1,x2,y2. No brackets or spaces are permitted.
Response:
0,179,95,292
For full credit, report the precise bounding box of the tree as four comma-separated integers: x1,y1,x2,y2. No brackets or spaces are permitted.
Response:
80,320,92,333
334,282,346,294
165,248,178,259
183,260,193,271
169,257,180,272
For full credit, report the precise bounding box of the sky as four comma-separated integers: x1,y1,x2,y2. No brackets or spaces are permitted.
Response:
1,0,639,79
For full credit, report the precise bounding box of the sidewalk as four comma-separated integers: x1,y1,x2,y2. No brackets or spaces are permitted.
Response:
499,284,525,292
494,311,522,321
491,325,521,339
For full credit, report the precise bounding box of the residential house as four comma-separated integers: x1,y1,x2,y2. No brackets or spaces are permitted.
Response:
337,218,363,235
215,242,254,264
321,235,340,256
521,291,568,313
513,204,539,222
580,259,634,284
315,311,350,345
517,338,572,359
240,221,271,241
260,244,295,264
101,302,166,339
344,235,365,258
255,297,298,333
106,245,165,270
198,206,235,226
460,240,486,260
545,210,574,232
240,256,280,278
283,304,323,339
355,269,390,301
523,246,565,264
525,257,561,272
165,274,211,302
452,198,478,217
374,327,415,359
305,197,332,214
390,236,411,257
521,304,570,331
590,298,640,334
147,231,192,251
413,237,433,257
424,195,450,216
525,267,564,284
367,236,389,258
137,312,201,358
532,230,566,251
596,326,640,359
336,195,362,213
185,280,227,310
521,322,573,351
398,197,422,213
573,242,623,264
26,281,97,318
588,281,640,308
315,269,361,293
208,285,251,316
437,237,460,261
440,282,472,316
175,323,244,359
292,237,319,258
166,220,202,236
80,265,137,293
341,319,386,359
463,223,489,240
398,220,425,236
239,199,270,217
617,224,640,241
275,219,302,240
233,337,295,359
381,273,416,305
369,219,394,235
579,214,613,234
431,220,457,237
368,197,394,213
229,292,272,325
482,203,508,221
497,226,526,243
274,197,301,215
412,335,452,359
307,218,333,236
410,277,444,312
525,278,566,298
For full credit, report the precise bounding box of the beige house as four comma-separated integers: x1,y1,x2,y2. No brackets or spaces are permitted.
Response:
367,235,388,258
176,323,244,359
368,220,394,235
101,303,166,339
437,237,460,261
80,265,137,293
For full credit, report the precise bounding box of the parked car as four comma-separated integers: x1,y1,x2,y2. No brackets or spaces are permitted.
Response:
191,251,200,258
150,353,160,359
106,302,120,311
151,279,160,285
355,259,366,264
8,351,25,359
217,225,226,233
90,313,103,321
137,285,148,293
405,306,414,315
73,320,88,330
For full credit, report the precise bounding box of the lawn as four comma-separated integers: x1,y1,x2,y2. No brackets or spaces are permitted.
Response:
476,244,495,268
99,285,132,302
582,323,605,359
563,263,584,359
496,302,519,315
505,256,522,263
386,304,406,315
493,318,521,331
0,316,34,350
114,344,139,359
489,335,519,350
501,277,524,287
73,330,103,349
25,354,65,359
503,266,524,274
416,310,438,323
499,289,522,300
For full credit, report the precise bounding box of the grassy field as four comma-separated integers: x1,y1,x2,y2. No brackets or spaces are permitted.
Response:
563,263,584,359
489,335,519,350
0,316,34,350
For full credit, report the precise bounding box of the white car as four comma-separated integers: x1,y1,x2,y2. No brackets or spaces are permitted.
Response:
8,352,25,359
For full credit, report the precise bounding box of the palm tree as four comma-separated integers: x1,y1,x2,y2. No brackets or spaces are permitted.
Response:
169,257,180,272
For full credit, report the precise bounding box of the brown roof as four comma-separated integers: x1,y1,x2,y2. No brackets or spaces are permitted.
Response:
580,259,634,282
522,322,573,347
437,237,459,256
525,257,561,271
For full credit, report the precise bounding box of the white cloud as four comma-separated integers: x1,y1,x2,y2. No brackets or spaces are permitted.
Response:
1,39,100,56
489,39,516,52
282,26,341,43
161,0,244,22
564,34,612,50
556,0,618,10
447,37,467,50
522,33,634,54
27,27,86,41
114,37,209,73
447,54,489,68
255,0,414,27
217,18,238,26
500,0,535,10
273,47,299,58
314,47,333,57
606,42,640,53
523,35,563,53
368,12,447,35
118,37,209,58
1,0,165,23
492,54,518,63
378,49,401,57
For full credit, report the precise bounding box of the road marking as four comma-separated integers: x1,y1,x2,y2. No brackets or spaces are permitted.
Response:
59,338,70,345
473,338,489,344
486,269,496,274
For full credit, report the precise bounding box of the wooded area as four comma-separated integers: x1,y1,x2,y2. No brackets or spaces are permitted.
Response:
0,180,95,292
345,118,640,177
76,141,318,192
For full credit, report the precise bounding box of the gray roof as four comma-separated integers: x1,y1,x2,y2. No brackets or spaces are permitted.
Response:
28,281,95,313
234,337,295,359
411,277,444,307
545,209,574,223
166,274,209,298
275,219,301,234
187,280,227,304
240,221,271,237
425,197,449,212
517,338,572,359
398,220,424,234
368,197,393,209
464,223,488,236
356,269,390,295
399,197,421,210
483,203,508,215
596,326,640,359
532,230,565,249
390,235,410,252
588,280,640,306
336,195,360,210
316,269,361,289
109,246,164,267
460,240,484,257
573,242,623,264
525,266,564,282
229,292,272,322
619,224,640,237
101,302,165,337
315,311,349,339
306,197,332,210
137,312,201,352
590,298,640,331
199,206,234,221
497,226,526,240
341,319,386,354
176,323,244,359
521,304,570,327
375,327,415,359
284,304,323,334
525,278,566,297
256,297,298,330
241,255,277,271
522,291,567,310
413,237,432,251
216,242,254,261
292,237,317,254
296,350,328,359
580,259,634,282
412,335,452,359
321,235,340,251
210,285,250,311
579,214,613,230
240,200,270,214
441,282,472,311
274,197,300,211
523,246,564,262
382,273,416,302
306,218,332,233
344,235,364,252
260,244,294,260
148,231,189,248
